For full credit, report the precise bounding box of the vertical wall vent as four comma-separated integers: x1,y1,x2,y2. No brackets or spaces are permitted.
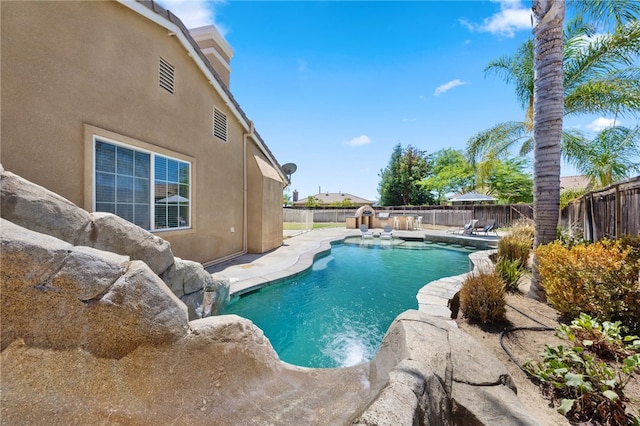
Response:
213,108,228,142
159,58,175,94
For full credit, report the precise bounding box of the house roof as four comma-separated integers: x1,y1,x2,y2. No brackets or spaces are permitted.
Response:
120,0,288,185
449,192,496,203
293,192,374,206
560,175,592,192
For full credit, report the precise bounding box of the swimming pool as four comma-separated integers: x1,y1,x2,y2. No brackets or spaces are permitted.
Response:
222,240,472,368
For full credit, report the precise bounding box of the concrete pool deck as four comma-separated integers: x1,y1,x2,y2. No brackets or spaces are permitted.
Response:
206,226,502,308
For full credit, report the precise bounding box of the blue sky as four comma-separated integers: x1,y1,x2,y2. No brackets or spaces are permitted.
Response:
158,0,621,201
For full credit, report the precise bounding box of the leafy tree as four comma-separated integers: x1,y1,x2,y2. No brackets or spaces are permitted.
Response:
304,195,321,208
331,198,354,207
422,149,532,204
421,148,475,203
378,143,432,206
485,157,533,204
563,125,640,187
283,191,292,207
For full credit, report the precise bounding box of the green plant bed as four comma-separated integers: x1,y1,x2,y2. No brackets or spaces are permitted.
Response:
524,314,640,425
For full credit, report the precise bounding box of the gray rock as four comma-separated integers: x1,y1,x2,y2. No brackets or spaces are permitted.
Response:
357,310,537,426
0,169,174,276
0,171,92,243
80,212,174,276
353,382,418,426
161,259,230,319
450,326,516,392
452,382,540,426
0,219,189,358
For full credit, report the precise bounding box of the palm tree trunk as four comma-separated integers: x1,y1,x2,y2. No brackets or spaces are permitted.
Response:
529,0,565,302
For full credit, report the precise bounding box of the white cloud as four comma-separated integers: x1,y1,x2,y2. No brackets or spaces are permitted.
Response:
157,0,228,35
461,0,531,38
346,135,372,147
587,117,619,132
433,79,467,96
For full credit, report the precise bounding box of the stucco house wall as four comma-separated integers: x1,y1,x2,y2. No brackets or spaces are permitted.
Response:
1,0,285,265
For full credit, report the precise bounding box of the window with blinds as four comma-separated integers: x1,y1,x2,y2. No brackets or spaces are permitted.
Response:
213,107,227,142
94,138,190,231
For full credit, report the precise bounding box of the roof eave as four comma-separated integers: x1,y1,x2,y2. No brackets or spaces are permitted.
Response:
118,0,287,184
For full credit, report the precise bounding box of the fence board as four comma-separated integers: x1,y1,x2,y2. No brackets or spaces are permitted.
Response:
560,176,640,241
286,204,534,228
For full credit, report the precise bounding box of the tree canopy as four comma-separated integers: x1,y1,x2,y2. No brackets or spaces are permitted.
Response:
420,148,532,204
378,143,433,206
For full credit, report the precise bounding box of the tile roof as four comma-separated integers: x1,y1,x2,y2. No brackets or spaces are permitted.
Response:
293,192,373,206
560,175,592,191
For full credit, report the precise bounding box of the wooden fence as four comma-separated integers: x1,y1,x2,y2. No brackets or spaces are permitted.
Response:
560,176,640,241
285,204,533,228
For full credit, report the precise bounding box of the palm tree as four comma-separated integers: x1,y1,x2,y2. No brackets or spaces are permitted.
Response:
563,125,640,187
467,16,640,164
529,0,565,301
569,0,640,30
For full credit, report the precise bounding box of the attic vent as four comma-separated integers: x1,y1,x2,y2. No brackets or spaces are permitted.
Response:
213,108,228,142
159,58,175,94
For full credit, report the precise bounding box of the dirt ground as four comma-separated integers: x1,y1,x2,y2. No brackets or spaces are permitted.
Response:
456,281,640,426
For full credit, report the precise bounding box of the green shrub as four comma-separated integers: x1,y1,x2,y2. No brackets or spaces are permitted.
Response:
535,240,640,334
560,188,588,210
495,257,527,292
497,233,531,268
509,217,535,242
459,271,506,324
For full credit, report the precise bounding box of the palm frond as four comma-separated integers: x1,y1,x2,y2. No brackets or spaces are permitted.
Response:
562,126,640,187
466,121,532,164
564,20,640,90
568,0,640,30
565,70,640,117
484,39,534,112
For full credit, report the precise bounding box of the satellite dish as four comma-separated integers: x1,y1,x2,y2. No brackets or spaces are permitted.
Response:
282,163,297,176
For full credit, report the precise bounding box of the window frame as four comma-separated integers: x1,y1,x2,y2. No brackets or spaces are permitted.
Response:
92,135,192,233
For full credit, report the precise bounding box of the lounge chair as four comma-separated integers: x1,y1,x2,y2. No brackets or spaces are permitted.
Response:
360,224,374,239
447,219,478,235
380,224,393,239
460,219,479,235
482,219,498,236
468,219,486,235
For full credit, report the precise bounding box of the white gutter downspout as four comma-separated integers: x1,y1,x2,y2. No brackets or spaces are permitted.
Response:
242,121,254,254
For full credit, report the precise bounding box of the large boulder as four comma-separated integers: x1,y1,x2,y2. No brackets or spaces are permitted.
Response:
0,167,219,319
78,211,174,276
0,170,173,276
161,258,230,318
0,219,189,358
0,170,92,244
354,310,539,426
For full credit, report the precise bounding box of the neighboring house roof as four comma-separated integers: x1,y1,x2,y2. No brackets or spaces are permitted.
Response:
293,192,374,206
449,192,496,203
121,0,287,185
560,175,592,192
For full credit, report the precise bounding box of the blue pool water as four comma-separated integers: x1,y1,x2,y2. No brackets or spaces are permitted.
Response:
222,240,472,368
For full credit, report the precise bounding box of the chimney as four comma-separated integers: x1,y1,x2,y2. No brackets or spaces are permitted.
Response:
293,190,298,202
189,25,234,89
